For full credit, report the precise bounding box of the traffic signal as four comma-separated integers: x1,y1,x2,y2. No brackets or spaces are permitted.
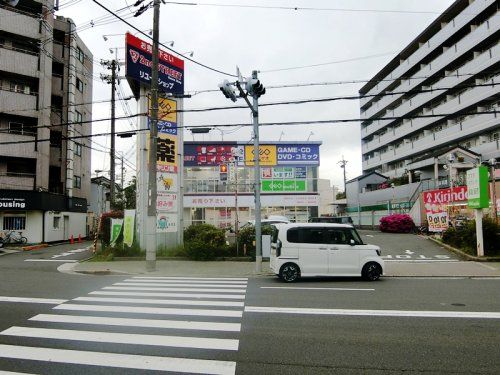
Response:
246,78,266,98
218,80,238,102
219,164,228,182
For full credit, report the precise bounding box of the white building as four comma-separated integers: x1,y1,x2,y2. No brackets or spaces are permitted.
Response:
359,0,499,181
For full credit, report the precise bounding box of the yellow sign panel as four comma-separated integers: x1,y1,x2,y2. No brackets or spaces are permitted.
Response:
148,134,178,172
244,145,277,166
148,96,177,123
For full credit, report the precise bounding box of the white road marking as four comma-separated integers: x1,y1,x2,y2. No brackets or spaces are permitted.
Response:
54,303,243,317
30,314,241,332
74,296,244,307
0,344,236,374
471,277,500,280
104,286,247,293
1,327,239,351
244,306,500,319
24,259,78,262
115,282,246,288
132,276,247,281
404,250,415,255
260,287,374,291
0,296,67,304
125,279,248,285
90,291,246,299
0,371,38,375
365,235,374,237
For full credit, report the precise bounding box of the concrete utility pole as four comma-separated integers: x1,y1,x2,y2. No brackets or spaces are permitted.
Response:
146,0,161,272
252,71,262,272
100,59,118,208
338,156,348,195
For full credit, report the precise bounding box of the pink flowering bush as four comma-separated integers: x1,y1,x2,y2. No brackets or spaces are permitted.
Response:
379,214,415,233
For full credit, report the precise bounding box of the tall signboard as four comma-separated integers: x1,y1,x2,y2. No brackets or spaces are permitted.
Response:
125,33,184,97
466,166,489,209
466,166,489,257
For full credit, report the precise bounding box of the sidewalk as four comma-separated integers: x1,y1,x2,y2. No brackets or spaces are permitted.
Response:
68,258,500,278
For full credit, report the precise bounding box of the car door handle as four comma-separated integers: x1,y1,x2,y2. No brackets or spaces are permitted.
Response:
330,247,339,250
319,247,328,250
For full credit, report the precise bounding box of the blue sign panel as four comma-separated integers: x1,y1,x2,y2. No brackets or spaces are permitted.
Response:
125,33,184,94
276,145,320,166
295,167,307,179
148,118,177,135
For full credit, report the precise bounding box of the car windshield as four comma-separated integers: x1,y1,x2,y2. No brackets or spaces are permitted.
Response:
349,228,364,245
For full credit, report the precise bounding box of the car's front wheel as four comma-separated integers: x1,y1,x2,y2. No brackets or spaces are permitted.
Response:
362,262,382,281
279,263,300,282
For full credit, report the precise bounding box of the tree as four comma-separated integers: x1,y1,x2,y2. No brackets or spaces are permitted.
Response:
123,176,136,209
336,191,346,199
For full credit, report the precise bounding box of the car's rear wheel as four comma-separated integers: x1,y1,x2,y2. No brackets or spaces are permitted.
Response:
362,262,382,281
279,263,300,282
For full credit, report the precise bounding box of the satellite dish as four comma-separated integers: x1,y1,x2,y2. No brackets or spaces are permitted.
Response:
3,0,20,6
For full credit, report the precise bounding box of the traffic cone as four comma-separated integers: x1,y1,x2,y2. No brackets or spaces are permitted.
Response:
78,234,82,243
70,235,74,244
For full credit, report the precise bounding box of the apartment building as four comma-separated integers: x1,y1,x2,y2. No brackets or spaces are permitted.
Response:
0,1,93,243
359,0,499,183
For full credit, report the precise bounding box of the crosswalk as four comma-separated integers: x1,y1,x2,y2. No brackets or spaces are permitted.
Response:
0,276,248,374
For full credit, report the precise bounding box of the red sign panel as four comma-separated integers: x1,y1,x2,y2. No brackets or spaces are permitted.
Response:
422,186,468,206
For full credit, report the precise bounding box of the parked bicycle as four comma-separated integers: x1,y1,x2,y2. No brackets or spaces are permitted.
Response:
0,230,27,247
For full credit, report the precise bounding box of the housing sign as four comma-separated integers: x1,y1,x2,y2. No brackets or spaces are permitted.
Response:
125,33,184,94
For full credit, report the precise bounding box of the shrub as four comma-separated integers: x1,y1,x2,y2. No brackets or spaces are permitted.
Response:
183,224,227,260
237,224,275,258
379,214,415,233
442,218,500,256
98,210,124,245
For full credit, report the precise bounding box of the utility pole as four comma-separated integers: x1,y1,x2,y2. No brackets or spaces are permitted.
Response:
251,71,262,272
338,156,348,195
121,156,125,191
146,0,161,272
100,59,118,208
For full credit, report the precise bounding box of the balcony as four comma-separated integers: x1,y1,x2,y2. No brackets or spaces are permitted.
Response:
361,0,497,105
0,7,40,40
0,46,39,78
0,89,38,118
363,112,500,170
0,173,35,191
0,131,38,159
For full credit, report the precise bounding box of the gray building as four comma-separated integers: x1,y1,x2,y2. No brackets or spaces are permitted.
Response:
0,1,93,243
359,0,499,181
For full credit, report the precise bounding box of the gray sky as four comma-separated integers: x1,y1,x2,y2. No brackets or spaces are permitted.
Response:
57,0,455,189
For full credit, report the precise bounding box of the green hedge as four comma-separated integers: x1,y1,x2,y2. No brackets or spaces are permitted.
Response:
237,224,275,258
442,218,500,256
184,224,228,260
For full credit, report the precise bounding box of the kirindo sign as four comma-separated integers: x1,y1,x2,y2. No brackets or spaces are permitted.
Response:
466,166,489,208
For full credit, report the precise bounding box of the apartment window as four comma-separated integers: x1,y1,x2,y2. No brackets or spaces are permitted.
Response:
10,81,29,94
76,47,85,63
74,143,82,156
73,176,81,189
8,121,35,136
76,78,84,92
490,132,499,142
3,215,26,231
75,110,83,124
50,131,62,147
53,216,61,229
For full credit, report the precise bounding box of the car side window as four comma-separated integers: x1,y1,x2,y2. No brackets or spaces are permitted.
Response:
325,229,350,245
299,228,325,244
287,228,298,243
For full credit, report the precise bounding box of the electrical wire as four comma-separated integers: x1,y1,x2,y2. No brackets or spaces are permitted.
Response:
91,0,237,77
1,110,498,146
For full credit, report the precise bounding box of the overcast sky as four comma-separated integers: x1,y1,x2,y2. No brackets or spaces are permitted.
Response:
57,0,455,189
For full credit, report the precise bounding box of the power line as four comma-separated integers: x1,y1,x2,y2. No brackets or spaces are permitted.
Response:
1,110,498,146
91,0,237,77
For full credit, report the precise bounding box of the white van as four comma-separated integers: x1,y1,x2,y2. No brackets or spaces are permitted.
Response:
270,223,384,282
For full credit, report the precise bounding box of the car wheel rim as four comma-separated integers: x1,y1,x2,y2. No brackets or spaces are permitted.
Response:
367,265,379,280
283,266,297,281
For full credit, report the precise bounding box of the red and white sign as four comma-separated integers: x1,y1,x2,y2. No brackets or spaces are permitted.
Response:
422,187,467,232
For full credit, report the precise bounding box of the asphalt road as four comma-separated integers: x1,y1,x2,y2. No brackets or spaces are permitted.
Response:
0,241,498,374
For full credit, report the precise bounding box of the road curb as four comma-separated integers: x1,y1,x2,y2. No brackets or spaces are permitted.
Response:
22,244,49,251
427,236,500,262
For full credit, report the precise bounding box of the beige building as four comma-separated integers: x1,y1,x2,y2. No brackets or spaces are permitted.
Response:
0,1,93,243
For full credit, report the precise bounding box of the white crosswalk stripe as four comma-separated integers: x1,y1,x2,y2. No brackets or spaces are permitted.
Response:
0,277,247,374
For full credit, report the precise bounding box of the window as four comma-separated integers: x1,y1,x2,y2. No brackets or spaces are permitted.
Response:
8,121,35,136
3,215,26,231
74,143,82,156
76,78,83,92
73,176,81,189
50,131,62,147
76,47,85,63
10,81,24,93
53,216,60,229
75,110,83,124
